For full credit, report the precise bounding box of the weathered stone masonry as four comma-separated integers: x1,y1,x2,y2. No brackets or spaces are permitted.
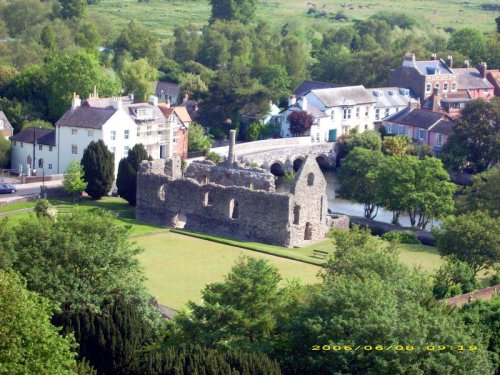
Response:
136,154,348,247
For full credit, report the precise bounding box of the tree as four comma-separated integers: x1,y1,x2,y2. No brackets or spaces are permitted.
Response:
40,24,56,51
81,140,114,200
58,0,86,19
382,135,413,156
120,59,158,102
456,166,500,217
173,25,201,63
188,123,212,152
441,98,499,173
448,28,487,63
20,119,53,132
349,130,382,152
275,227,496,375
0,270,77,374
0,65,18,92
0,134,10,169
9,210,145,313
114,21,162,68
63,160,87,202
434,211,500,277
179,73,208,100
432,257,478,299
171,257,283,352
337,148,384,219
287,110,314,137
210,0,259,24
116,144,150,206
497,16,500,33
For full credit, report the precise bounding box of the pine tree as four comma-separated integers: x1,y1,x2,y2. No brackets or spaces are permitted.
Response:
81,140,114,200
116,144,150,206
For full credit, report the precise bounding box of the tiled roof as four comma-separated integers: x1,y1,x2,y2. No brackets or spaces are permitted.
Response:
56,107,117,129
10,127,56,146
444,285,500,307
411,59,454,75
83,97,133,109
453,68,493,90
174,106,192,123
158,104,175,118
0,111,13,131
432,120,455,135
293,80,343,98
310,85,376,107
154,81,180,102
384,107,447,129
370,87,416,108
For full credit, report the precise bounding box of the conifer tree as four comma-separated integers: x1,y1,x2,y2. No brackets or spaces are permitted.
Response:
116,144,150,206
81,140,114,200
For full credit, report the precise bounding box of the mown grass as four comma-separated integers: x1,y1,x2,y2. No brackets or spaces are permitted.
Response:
88,0,497,41
0,201,37,213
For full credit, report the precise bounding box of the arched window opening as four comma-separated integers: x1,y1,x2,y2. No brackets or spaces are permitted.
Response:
307,173,315,186
229,199,239,219
293,205,300,225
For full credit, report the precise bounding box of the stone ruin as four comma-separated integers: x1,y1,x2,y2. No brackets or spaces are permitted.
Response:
135,131,349,247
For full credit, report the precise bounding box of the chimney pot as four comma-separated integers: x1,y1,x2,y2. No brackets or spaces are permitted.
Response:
431,53,437,60
463,60,470,68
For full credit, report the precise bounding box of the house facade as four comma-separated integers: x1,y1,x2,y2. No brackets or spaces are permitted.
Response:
382,107,454,154
278,85,377,142
0,111,13,138
371,87,417,125
10,128,57,175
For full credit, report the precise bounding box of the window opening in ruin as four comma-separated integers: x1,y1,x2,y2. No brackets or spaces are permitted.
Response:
307,173,315,186
229,199,239,219
204,191,213,206
158,184,167,201
304,222,313,240
171,211,187,228
293,205,300,225
200,175,209,184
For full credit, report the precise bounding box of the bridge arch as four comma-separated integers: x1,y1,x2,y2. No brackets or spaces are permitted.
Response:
315,154,331,170
293,157,304,172
270,161,285,176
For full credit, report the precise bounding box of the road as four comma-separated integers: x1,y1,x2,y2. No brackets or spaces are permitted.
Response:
0,180,63,204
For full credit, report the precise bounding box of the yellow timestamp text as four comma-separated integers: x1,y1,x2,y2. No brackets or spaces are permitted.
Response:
311,345,479,352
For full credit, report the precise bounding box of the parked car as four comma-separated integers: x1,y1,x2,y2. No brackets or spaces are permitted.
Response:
0,184,17,194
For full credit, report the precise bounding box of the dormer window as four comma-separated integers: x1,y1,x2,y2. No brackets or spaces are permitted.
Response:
135,108,153,120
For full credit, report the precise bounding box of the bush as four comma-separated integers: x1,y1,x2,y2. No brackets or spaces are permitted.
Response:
205,151,222,164
34,199,56,220
381,231,420,244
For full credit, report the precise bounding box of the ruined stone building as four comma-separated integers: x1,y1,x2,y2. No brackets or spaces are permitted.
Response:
136,151,348,247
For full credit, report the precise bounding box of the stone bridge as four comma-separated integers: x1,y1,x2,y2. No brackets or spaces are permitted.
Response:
210,137,336,176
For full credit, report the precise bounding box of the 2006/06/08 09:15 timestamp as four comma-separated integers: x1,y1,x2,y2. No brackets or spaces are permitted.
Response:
311,345,479,352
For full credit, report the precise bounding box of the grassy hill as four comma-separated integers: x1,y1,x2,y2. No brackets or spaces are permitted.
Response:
90,0,499,41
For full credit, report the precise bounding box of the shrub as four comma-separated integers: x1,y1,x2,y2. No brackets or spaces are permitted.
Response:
34,199,56,221
205,151,222,164
382,231,420,244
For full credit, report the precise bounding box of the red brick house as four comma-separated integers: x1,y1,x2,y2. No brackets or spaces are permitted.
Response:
486,69,500,97
0,111,13,138
158,105,190,159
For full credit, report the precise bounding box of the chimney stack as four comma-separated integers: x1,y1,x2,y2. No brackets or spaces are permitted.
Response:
404,52,416,63
148,95,159,106
71,92,81,110
111,97,123,110
288,94,297,107
228,129,236,165
463,60,470,68
183,92,189,104
300,96,308,111
165,98,171,108
477,62,487,78
431,53,437,60
446,55,453,68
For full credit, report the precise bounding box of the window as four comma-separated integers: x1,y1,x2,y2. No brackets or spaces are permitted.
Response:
375,109,380,120
451,82,457,91
204,192,213,206
48,163,53,170
365,106,369,117
38,158,43,168
384,108,390,118
124,146,130,153
71,129,78,135
483,89,489,94
315,133,320,142
436,133,443,147
49,146,53,152
38,145,42,151
71,144,77,154
398,125,406,135
293,205,300,225
443,82,448,92
124,130,129,139
418,129,426,140
111,147,116,154
343,107,352,120
330,111,334,120
426,83,431,92
229,199,239,219
307,173,315,186
20,142,23,148
356,107,360,118
137,130,140,138
88,130,94,137
365,124,368,130
111,131,116,140
435,82,440,91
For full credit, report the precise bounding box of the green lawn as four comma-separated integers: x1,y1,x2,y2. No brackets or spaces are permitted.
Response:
89,0,497,41
0,201,37,213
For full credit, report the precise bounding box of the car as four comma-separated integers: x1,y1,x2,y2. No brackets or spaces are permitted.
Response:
0,184,17,194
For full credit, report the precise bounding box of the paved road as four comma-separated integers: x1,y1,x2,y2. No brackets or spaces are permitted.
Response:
0,180,63,204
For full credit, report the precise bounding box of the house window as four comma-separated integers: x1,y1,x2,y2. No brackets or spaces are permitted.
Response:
72,129,78,135
384,108,390,118
418,129,426,140
124,146,130,154
365,106,369,117
315,133,320,142
124,130,129,139
365,124,368,130
398,125,406,135
436,133,443,147
426,83,431,92
137,130,140,138
48,163,53,170
71,145,78,154
375,109,380,120
111,131,116,140
451,82,457,91
443,82,448,92
356,107,360,118
88,130,94,137
435,83,440,91
330,111,334,120
38,145,42,151
49,146,53,152
343,107,352,119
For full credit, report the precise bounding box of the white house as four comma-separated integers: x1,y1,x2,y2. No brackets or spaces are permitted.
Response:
10,128,57,176
370,87,417,125
278,85,377,142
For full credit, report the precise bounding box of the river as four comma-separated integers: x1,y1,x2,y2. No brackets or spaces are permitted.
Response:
276,171,439,229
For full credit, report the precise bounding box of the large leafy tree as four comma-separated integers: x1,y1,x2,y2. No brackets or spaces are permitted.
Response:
81,140,115,200
114,21,162,68
337,148,384,219
442,98,499,173
58,0,86,19
120,58,158,102
188,122,212,152
275,228,496,375
456,166,500,217
210,0,259,24
0,270,77,374
170,257,284,352
287,110,314,137
434,211,500,277
116,144,150,206
382,135,413,156
448,28,487,63
349,130,382,152
62,160,87,202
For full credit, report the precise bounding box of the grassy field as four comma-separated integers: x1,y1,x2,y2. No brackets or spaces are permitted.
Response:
89,0,499,40
1,197,444,309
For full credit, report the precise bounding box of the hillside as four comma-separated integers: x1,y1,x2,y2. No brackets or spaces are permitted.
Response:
90,0,499,40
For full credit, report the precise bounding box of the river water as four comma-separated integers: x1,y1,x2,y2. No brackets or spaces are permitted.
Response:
276,171,439,229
